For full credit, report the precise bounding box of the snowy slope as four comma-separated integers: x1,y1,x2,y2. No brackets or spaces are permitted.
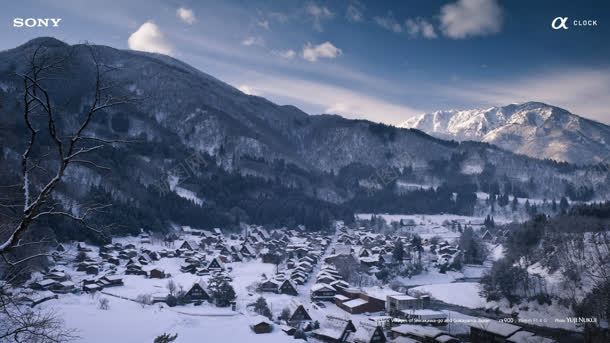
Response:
401,102,610,165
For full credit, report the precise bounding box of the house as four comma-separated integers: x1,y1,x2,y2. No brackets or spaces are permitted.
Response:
207,257,225,270
468,320,522,343
279,279,298,296
30,279,58,291
391,324,453,343
184,283,209,302
401,309,447,326
339,298,370,314
82,281,102,293
506,331,556,343
337,288,395,314
240,244,257,257
386,295,424,315
286,300,312,327
313,315,356,342
149,268,166,279
311,283,337,301
330,280,349,290
52,281,76,294
85,265,99,275
179,240,198,251
99,275,123,287
259,279,280,293
317,274,338,285
250,316,273,334
347,322,386,343
19,291,58,307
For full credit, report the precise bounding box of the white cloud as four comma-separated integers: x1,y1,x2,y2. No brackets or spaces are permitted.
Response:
302,42,342,62
238,84,259,95
176,7,196,24
241,36,265,47
268,12,289,23
273,49,296,59
440,0,503,39
444,68,610,123
405,17,438,39
346,1,365,23
128,21,173,55
373,13,402,33
248,75,421,123
257,19,270,30
305,2,334,31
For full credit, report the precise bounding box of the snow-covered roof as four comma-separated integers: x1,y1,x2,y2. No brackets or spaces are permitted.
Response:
391,324,445,338
363,287,402,301
349,322,380,343
314,316,352,340
389,294,417,301
248,315,272,326
507,331,555,343
333,294,349,301
467,320,521,337
342,298,368,308
311,283,335,292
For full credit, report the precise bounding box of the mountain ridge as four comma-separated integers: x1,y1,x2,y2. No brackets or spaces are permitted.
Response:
1,37,609,236
400,102,610,165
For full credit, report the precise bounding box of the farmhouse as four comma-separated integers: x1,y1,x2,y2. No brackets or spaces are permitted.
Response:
391,324,454,343
184,283,209,302
311,283,337,301
259,279,280,293
347,322,386,343
467,320,522,343
250,315,273,334
313,315,356,342
207,257,225,270
278,279,298,296
386,294,423,315
286,300,312,327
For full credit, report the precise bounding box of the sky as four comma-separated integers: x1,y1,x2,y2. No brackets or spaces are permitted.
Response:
1,0,610,125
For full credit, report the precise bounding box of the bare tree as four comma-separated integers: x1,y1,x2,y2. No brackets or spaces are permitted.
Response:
0,43,134,266
0,43,136,343
0,273,76,342
166,279,177,296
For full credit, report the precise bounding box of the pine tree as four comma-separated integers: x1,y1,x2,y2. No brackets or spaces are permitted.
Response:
154,333,178,343
253,296,272,319
392,239,405,263
208,275,236,307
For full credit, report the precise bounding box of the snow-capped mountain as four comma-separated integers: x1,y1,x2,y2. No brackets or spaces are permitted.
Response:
1,38,609,233
400,102,610,165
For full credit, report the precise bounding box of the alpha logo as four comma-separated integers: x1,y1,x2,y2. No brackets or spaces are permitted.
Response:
13,18,62,28
552,17,598,30
551,17,569,30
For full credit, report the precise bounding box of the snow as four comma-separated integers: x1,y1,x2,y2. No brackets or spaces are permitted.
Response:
174,186,203,206
409,282,486,309
43,294,292,343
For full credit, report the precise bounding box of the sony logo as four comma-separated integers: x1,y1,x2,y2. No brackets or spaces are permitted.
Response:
13,18,62,28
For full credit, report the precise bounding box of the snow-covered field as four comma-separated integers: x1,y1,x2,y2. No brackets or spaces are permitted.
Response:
409,282,486,309
45,294,292,343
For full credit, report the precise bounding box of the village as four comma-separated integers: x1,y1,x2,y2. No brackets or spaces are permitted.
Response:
8,214,567,343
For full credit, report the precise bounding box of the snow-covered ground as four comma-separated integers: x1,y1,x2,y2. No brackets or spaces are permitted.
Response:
409,282,486,309
44,294,292,343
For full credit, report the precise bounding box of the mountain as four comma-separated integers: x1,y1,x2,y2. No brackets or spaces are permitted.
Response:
1,38,609,238
400,102,610,165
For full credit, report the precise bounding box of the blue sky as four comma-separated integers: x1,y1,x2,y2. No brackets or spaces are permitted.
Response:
2,0,609,124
